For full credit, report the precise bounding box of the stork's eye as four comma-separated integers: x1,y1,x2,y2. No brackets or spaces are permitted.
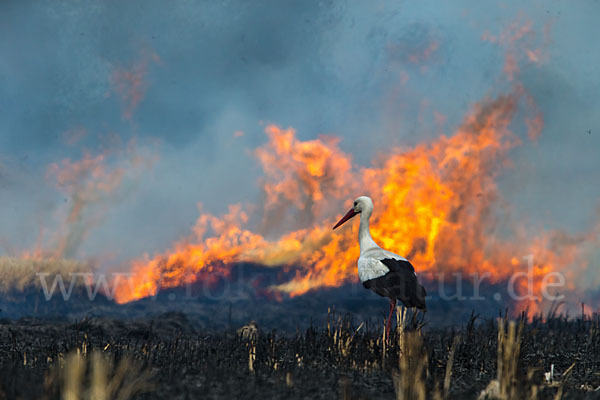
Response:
353,201,358,207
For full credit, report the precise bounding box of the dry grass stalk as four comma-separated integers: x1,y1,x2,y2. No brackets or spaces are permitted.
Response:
237,321,259,341
393,331,427,400
526,369,539,400
63,352,85,400
479,319,524,400
235,321,259,373
285,372,294,388
497,319,523,399
553,362,576,400
237,321,259,373
395,306,408,351
248,342,256,373
328,311,362,358
90,353,108,400
46,350,153,400
443,335,460,397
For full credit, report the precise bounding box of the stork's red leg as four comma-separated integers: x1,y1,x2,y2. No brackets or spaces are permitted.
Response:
386,299,397,343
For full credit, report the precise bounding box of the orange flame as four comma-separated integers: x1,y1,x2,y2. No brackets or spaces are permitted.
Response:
114,89,598,314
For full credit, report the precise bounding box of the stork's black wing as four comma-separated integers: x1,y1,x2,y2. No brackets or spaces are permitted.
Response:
362,258,427,310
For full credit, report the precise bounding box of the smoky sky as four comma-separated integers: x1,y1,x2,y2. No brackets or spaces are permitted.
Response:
0,0,599,266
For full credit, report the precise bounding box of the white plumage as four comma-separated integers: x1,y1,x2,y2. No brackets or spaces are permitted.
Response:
358,248,408,282
333,196,427,341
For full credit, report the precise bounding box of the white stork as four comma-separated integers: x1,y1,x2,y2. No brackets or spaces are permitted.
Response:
333,196,427,340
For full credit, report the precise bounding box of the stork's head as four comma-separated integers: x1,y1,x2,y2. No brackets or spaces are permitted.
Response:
332,196,373,230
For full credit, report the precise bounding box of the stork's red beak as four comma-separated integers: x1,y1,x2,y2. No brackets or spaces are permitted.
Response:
333,208,358,230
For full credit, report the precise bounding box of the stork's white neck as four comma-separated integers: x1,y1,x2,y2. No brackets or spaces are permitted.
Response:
358,209,379,254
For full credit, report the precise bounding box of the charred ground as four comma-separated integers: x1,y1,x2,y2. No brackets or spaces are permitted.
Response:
0,310,599,399
1,260,598,398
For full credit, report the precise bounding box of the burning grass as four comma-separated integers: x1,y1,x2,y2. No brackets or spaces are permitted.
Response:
0,257,92,294
0,310,599,399
115,91,600,316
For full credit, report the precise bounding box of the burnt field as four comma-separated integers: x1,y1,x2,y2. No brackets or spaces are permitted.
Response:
0,310,599,400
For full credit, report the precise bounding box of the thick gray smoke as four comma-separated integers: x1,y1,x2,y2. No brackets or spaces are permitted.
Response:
0,0,598,271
